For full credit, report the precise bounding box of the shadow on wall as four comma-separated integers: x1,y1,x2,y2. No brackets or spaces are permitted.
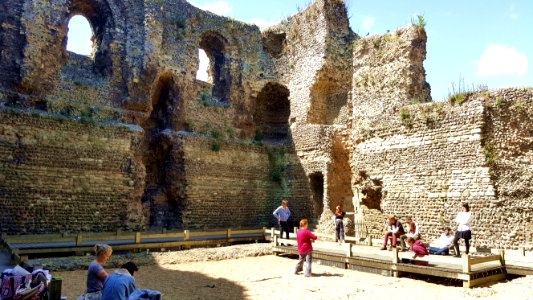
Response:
141,74,185,229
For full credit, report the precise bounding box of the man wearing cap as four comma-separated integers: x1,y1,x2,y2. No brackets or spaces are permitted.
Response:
380,214,405,250
428,227,455,255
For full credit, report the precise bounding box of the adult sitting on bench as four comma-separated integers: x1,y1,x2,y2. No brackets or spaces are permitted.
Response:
380,214,405,250
428,226,454,255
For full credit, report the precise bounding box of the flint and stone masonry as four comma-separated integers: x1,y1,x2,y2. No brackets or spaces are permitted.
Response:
0,0,531,249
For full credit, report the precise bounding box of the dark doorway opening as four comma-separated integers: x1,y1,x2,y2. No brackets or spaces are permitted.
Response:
309,172,324,221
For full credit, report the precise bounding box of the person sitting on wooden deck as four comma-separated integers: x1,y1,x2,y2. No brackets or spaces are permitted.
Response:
428,226,454,255
406,237,428,259
78,244,113,300
400,216,420,251
380,214,405,251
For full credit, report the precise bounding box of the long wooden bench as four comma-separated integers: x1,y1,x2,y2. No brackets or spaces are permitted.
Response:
0,228,267,262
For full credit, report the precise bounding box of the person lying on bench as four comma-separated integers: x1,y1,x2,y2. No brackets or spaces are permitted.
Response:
428,226,454,255
406,237,428,259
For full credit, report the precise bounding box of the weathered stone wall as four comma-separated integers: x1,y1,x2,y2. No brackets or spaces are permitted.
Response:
351,99,491,244
180,137,311,229
349,24,532,249
351,32,531,247
0,109,144,234
482,88,533,248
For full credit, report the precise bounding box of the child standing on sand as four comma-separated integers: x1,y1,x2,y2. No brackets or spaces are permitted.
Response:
294,219,318,277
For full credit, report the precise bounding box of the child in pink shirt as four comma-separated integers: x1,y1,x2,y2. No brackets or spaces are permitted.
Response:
294,219,318,277
407,237,428,259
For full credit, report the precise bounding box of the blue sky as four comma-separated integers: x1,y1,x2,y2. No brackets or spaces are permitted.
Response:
67,0,532,101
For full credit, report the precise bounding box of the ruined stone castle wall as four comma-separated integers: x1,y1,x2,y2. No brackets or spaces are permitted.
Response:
350,25,532,248
0,0,531,250
0,109,144,234
264,0,355,229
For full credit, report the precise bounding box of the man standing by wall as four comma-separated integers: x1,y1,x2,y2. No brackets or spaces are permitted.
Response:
273,199,291,239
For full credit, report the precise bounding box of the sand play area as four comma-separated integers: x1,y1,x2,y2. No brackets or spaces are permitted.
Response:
45,244,532,300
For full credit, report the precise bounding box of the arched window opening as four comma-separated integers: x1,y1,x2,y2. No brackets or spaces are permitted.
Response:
254,83,290,142
196,49,210,82
198,32,230,103
66,15,94,56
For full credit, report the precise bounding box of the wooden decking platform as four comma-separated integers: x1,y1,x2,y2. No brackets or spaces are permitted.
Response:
0,228,266,261
270,229,533,288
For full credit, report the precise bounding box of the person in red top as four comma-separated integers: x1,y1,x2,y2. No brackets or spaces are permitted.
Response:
294,219,318,277
406,237,428,259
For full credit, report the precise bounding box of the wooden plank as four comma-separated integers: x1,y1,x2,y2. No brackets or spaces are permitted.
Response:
230,229,265,235
75,234,82,246
314,232,335,239
191,230,229,237
6,235,73,243
507,265,533,276
345,243,352,257
462,255,471,272
397,264,458,279
469,255,501,265
140,232,184,239
466,273,507,288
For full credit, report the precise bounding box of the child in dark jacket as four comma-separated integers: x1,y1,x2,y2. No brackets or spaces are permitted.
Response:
406,237,428,259
294,219,318,277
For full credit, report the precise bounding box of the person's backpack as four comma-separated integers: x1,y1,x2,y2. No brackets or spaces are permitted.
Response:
1,274,32,300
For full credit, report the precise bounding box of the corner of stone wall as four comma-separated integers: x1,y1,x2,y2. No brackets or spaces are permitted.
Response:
352,23,431,129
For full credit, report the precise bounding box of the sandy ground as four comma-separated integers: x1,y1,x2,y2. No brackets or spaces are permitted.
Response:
54,247,533,300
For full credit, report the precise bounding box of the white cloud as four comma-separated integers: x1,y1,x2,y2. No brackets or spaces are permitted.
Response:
190,1,232,16
509,4,519,19
360,16,375,32
248,17,280,30
476,44,528,77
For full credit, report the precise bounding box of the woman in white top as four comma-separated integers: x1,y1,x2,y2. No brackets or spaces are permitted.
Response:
453,203,472,257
